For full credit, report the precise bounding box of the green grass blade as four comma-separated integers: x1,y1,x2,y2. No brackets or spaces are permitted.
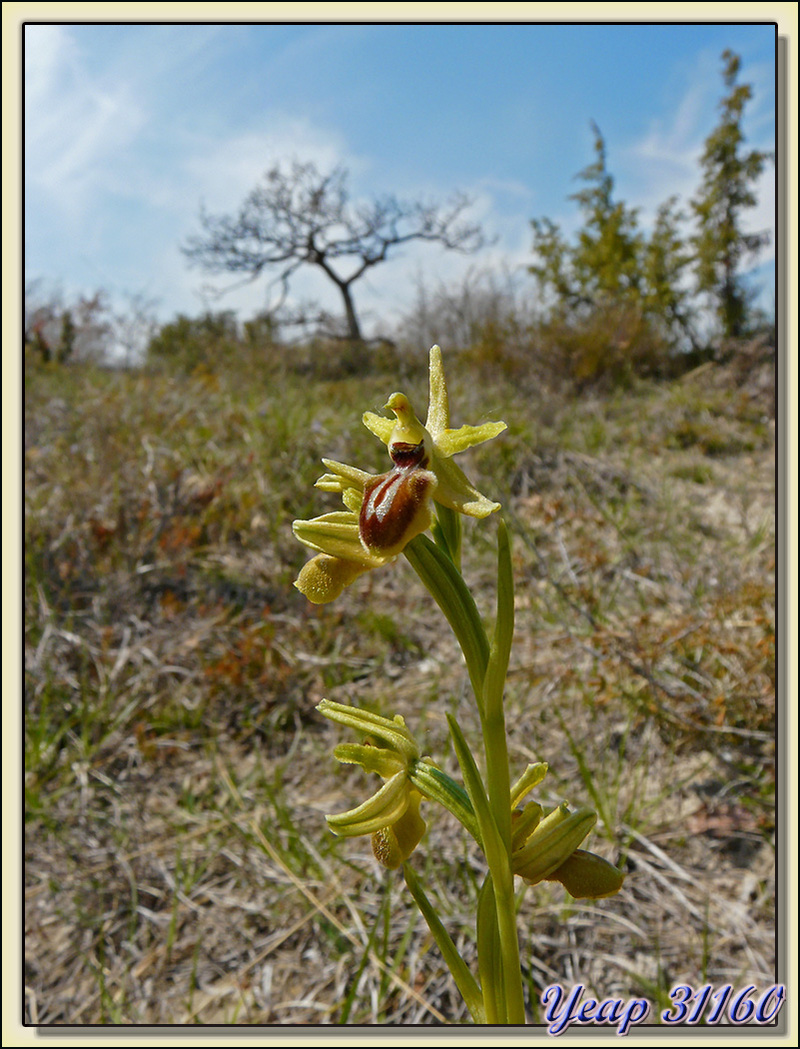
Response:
403,863,484,1023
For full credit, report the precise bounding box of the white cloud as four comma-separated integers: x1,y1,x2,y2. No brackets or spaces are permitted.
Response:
25,26,146,213
624,95,707,219
24,28,776,340
24,24,70,102
172,128,514,334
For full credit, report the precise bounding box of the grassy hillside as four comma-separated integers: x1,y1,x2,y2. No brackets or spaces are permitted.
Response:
24,343,776,1025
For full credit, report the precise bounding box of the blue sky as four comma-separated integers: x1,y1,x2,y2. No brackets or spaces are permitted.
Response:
23,16,779,341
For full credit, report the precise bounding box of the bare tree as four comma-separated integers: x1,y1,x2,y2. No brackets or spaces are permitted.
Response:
24,282,115,364
182,160,486,344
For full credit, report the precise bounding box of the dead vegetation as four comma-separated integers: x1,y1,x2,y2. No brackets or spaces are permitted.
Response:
24,346,776,1025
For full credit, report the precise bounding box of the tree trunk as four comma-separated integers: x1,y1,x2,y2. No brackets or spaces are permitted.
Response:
338,282,363,343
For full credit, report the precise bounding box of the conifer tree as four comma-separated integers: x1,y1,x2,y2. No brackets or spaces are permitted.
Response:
642,196,695,344
530,124,643,312
690,50,772,340
568,123,643,305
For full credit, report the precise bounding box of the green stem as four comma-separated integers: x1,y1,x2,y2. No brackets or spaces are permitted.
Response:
448,714,525,1025
478,520,525,1022
406,521,526,1024
476,877,503,1024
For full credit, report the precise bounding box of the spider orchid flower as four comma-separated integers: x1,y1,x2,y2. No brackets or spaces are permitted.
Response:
317,700,427,869
293,346,506,603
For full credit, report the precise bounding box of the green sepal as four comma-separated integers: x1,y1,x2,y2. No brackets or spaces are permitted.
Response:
513,805,597,883
408,761,480,844
546,849,626,899
292,512,384,565
317,700,419,761
511,801,543,852
333,742,404,778
510,763,549,809
324,771,409,837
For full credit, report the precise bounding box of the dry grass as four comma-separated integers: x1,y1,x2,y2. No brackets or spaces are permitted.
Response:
24,345,776,1025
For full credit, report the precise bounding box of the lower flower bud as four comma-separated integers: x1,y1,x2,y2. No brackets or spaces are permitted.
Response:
294,554,371,604
371,791,426,869
545,849,625,899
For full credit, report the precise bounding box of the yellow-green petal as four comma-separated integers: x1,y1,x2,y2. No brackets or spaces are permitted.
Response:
362,410,396,444
316,459,372,493
333,742,406,778
434,420,508,458
425,344,450,435
341,488,362,513
292,512,386,565
429,453,501,518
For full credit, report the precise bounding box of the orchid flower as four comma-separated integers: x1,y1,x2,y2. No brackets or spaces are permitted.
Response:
293,346,506,603
317,700,427,869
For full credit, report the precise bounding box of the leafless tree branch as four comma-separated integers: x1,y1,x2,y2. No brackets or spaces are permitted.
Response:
183,160,486,343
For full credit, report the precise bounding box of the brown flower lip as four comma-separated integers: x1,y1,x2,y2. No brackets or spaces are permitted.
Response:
359,464,435,555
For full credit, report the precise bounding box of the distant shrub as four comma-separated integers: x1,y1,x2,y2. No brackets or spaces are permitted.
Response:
395,265,532,359
530,301,678,391
455,299,681,394
146,311,243,372
394,267,693,394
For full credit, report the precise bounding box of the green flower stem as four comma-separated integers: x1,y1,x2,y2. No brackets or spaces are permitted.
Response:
476,877,503,1024
476,520,526,1022
481,519,515,849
